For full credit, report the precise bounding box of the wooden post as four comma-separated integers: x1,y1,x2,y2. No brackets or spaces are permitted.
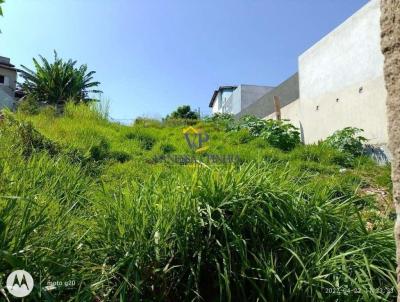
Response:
274,96,281,121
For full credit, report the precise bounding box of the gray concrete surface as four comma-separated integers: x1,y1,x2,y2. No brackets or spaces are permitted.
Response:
236,73,299,119
0,56,18,110
278,0,388,145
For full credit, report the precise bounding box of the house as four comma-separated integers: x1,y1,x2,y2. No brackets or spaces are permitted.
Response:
210,0,388,147
209,85,273,115
0,56,19,110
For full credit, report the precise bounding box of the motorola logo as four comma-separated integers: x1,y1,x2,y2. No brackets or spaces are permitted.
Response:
6,270,34,298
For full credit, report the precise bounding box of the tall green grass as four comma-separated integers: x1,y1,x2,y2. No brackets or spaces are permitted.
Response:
0,104,395,301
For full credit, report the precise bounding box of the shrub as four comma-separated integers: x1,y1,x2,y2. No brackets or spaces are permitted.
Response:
17,96,40,115
16,121,60,157
290,144,354,167
325,127,367,157
204,113,235,129
126,132,156,150
109,150,131,163
89,138,110,161
159,143,176,154
89,140,131,163
163,118,198,127
228,115,301,151
166,105,198,120
232,115,266,136
228,129,254,145
134,117,162,128
260,119,301,151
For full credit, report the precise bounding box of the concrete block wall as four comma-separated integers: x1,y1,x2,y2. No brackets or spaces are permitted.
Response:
236,73,299,119
268,0,388,145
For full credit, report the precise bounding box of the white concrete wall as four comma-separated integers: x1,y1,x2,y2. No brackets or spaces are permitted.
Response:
220,90,234,113
266,98,301,128
240,85,274,111
0,88,15,110
211,96,219,114
211,89,235,114
300,0,384,100
227,86,241,114
0,67,17,90
288,0,388,144
299,76,387,144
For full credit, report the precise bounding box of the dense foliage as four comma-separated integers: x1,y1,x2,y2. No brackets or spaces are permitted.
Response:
166,105,199,120
19,52,102,106
0,104,395,301
215,115,301,151
325,127,367,157
0,0,4,16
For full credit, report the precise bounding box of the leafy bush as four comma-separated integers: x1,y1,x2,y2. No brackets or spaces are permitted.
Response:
88,139,131,163
166,105,198,120
89,138,110,161
204,112,234,123
325,127,367,157
236,115,268,136
17,96,40,115
134,117,163,128
229,116,301,151
228,128,254,145
126,132,156,150
260,119,301,151
159,143,176,154
109,150,131,163
204,113,235,130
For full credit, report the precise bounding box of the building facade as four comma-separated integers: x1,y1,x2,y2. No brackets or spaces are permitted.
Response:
209,85,273,115
209,86,237,114
285,0,387,145
218,0,387,146
0,56,18,110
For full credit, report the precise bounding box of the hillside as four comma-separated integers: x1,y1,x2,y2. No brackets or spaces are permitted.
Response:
0,104,395,301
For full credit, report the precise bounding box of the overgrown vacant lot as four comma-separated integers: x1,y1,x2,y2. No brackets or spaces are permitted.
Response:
0,104,396,301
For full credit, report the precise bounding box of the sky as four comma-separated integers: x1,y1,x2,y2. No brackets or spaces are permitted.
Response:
0,0,369,121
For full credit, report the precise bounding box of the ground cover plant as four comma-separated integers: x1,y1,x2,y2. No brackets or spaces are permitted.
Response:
0,103,395,301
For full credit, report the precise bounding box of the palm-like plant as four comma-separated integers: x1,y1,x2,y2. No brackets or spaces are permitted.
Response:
0,0,4,17
19,51,102,105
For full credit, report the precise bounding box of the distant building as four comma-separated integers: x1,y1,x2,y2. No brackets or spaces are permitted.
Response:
209,85,273,115
0,56,19,110
209,86,236,114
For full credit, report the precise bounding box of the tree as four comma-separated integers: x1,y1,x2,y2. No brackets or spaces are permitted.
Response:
380,0,400,299
0,0,4,16
167,105,198,120
0,0,4,33
19,51,102,106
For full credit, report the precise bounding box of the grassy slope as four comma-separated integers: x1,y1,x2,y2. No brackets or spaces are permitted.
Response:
0,104,395,301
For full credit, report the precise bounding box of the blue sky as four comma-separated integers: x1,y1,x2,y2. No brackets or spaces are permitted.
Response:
1,0,368,121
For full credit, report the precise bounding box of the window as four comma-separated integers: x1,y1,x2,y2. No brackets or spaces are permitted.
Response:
0,75,4,84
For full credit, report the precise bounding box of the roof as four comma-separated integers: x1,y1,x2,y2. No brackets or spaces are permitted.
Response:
0,56,17,71
0,64,17,72
208,86,237,108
